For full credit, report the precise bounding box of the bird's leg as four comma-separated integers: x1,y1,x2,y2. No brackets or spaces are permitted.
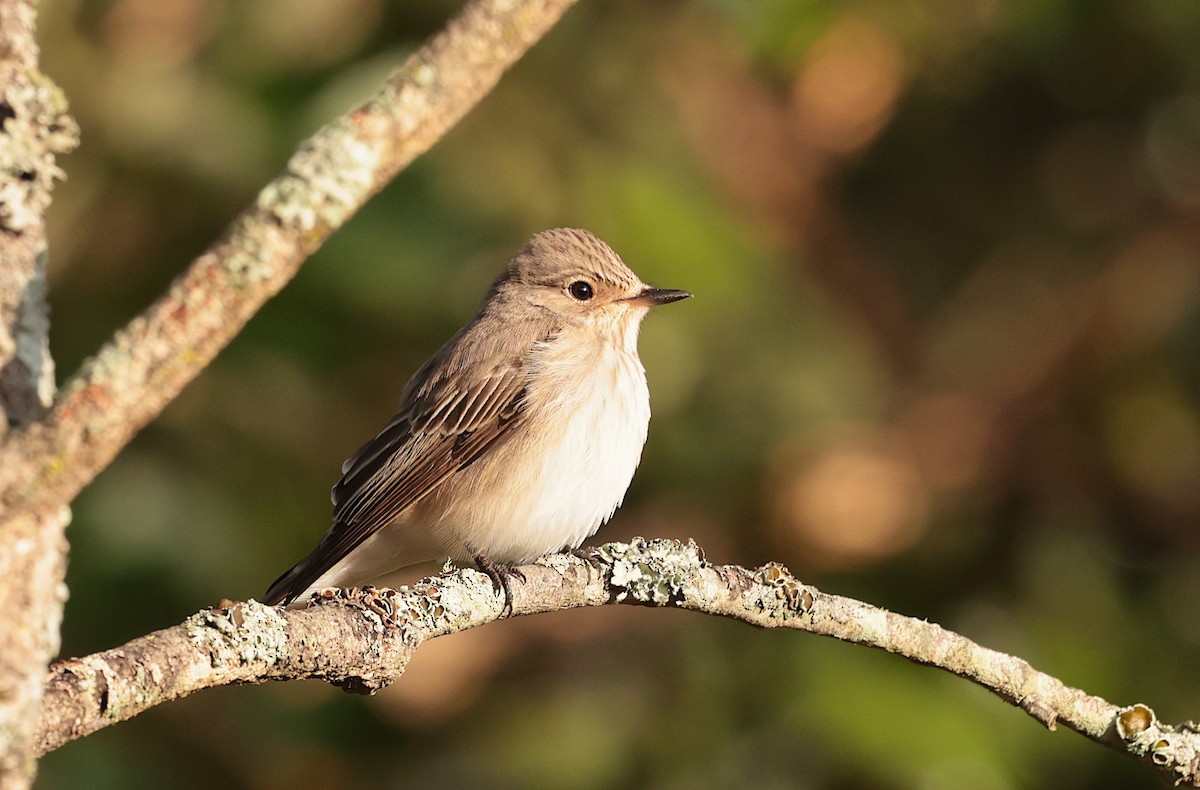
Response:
467,546,525,615
567,545,598,561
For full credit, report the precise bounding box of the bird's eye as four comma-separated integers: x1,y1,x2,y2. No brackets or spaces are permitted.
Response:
567,280,594,301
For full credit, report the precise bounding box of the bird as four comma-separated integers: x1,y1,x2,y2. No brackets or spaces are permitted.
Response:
263,228,691,607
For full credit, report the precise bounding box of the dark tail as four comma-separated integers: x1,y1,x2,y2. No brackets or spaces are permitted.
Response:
261,562,305,606
262,545,328,606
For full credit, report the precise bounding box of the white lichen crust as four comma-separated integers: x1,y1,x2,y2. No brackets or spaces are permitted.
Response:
599,537,705,604
185,601,287,667
0,67,78,232
256,121,379,233
1117,704,1200,784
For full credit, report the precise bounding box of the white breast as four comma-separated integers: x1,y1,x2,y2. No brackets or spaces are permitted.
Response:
430,316,652,563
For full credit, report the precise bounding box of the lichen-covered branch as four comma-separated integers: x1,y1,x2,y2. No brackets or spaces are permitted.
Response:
0,0,80,785
35,539,1200,785
0,0,579,521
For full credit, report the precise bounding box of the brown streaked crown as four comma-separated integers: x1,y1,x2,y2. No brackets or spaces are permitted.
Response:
506,228,643,295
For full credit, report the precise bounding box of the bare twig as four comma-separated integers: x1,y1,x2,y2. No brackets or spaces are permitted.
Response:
35,539,1200,785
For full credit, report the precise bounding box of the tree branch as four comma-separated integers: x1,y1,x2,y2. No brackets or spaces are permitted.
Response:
0,0,79,784
35,539,1200,785
0,0,578,519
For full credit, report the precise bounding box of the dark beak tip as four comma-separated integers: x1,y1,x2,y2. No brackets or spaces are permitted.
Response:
645,287,693,306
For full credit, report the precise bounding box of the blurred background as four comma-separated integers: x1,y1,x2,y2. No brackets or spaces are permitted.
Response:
33,0,1200,787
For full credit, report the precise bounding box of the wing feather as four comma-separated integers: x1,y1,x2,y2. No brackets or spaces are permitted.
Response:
263,354,531,605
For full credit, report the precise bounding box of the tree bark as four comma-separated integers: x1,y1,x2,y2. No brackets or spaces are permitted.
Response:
0,0,77,785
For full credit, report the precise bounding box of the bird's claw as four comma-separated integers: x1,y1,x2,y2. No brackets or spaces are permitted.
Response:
470,551,524,615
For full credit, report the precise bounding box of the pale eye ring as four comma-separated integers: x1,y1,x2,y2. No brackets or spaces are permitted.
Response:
567,280,594,301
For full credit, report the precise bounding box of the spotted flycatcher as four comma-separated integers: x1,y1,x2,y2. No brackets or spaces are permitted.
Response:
264,228,691,606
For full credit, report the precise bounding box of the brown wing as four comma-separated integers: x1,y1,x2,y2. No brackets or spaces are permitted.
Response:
262,361,528,605
333,365,527,527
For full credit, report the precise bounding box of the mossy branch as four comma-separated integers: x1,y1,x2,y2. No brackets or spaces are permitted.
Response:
35,538,1200,786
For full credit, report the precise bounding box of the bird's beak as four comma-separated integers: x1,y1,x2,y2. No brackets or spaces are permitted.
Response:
625,287,693,307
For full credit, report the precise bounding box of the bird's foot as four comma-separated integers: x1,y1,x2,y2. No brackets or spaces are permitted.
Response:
567,545,599,561
469,550,525,616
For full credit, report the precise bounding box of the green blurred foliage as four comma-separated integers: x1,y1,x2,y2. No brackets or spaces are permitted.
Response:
33,0,1200,787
